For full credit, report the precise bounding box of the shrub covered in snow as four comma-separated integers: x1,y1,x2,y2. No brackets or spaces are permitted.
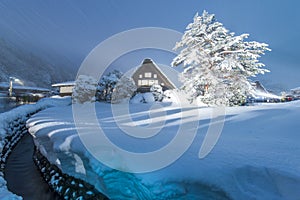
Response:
131,85,176,104
111,76,137,104
97,70,123,102
97,70,137,103
130,92,155,104
131,89,186,104
130,89,184,104
150,84,164,102
72,75,98,104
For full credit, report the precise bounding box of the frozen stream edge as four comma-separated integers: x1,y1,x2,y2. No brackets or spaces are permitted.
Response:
0,103,108,199
0,97,108,199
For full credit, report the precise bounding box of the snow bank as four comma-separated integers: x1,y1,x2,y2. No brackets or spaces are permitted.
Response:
131,90,193,106
0,97,71,199
27,101,300,199
130,92,155,103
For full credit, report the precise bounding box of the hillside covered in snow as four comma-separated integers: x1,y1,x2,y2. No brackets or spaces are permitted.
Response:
0,39,75,88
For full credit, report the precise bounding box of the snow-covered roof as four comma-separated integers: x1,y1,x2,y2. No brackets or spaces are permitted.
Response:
51,81,75,87
14,86,50,92
151,59,178,89
291,87,300,91
0,82,50,92
250,89,281,99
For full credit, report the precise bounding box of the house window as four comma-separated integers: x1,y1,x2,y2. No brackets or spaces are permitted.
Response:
139,74,142,78
148,80,159,86
153,74,157,78
149,80,155,85
138,80,142,86
141,80,148,85
145,72,151,78
138,79,159,86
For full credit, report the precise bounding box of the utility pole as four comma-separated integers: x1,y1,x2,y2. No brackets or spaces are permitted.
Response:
9,77,13,97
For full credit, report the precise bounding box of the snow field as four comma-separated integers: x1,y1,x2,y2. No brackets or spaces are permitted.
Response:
27,99,300,199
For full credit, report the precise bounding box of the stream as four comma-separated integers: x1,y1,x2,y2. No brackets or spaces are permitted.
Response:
4,133,61,200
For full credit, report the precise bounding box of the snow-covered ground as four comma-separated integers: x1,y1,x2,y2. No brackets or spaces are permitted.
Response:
27,100,300,200
0,96,71,200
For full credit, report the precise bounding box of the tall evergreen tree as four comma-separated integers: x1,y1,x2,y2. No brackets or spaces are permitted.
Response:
172,11,271,106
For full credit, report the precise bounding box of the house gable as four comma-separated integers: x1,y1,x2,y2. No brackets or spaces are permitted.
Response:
132,58,176,92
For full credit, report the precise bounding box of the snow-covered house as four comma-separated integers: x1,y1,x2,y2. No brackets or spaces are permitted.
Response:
132,58,177,92
249,81,281,103
52,81,75,96
291,87,300,95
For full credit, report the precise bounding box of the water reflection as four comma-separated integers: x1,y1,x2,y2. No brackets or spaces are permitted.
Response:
5,134,61,200
0,96,17,113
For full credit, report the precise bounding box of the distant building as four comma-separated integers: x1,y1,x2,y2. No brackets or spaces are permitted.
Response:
249,81,281,103
52,81,75,96
291,87,300,95
132,58,176,92
0,82,50,102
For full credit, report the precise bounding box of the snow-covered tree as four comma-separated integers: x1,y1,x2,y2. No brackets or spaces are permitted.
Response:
172,11,271,106
111,76,137,103
72,75,98,104
97,70,123,102
150,84,164,102
97,70,137,103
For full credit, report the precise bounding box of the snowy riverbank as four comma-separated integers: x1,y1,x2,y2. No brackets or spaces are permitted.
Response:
0,97,71,199
27,100,300,199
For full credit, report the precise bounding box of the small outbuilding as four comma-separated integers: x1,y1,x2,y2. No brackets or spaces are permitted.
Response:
52,81,75,96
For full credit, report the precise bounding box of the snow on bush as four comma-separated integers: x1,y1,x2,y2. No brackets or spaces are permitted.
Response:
172,10,270,106
162,90,185,105
130,90,190,105
97,70,123,102
150,84,164,102
130,93,155,104
111,76,137,104
72,75,98,104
